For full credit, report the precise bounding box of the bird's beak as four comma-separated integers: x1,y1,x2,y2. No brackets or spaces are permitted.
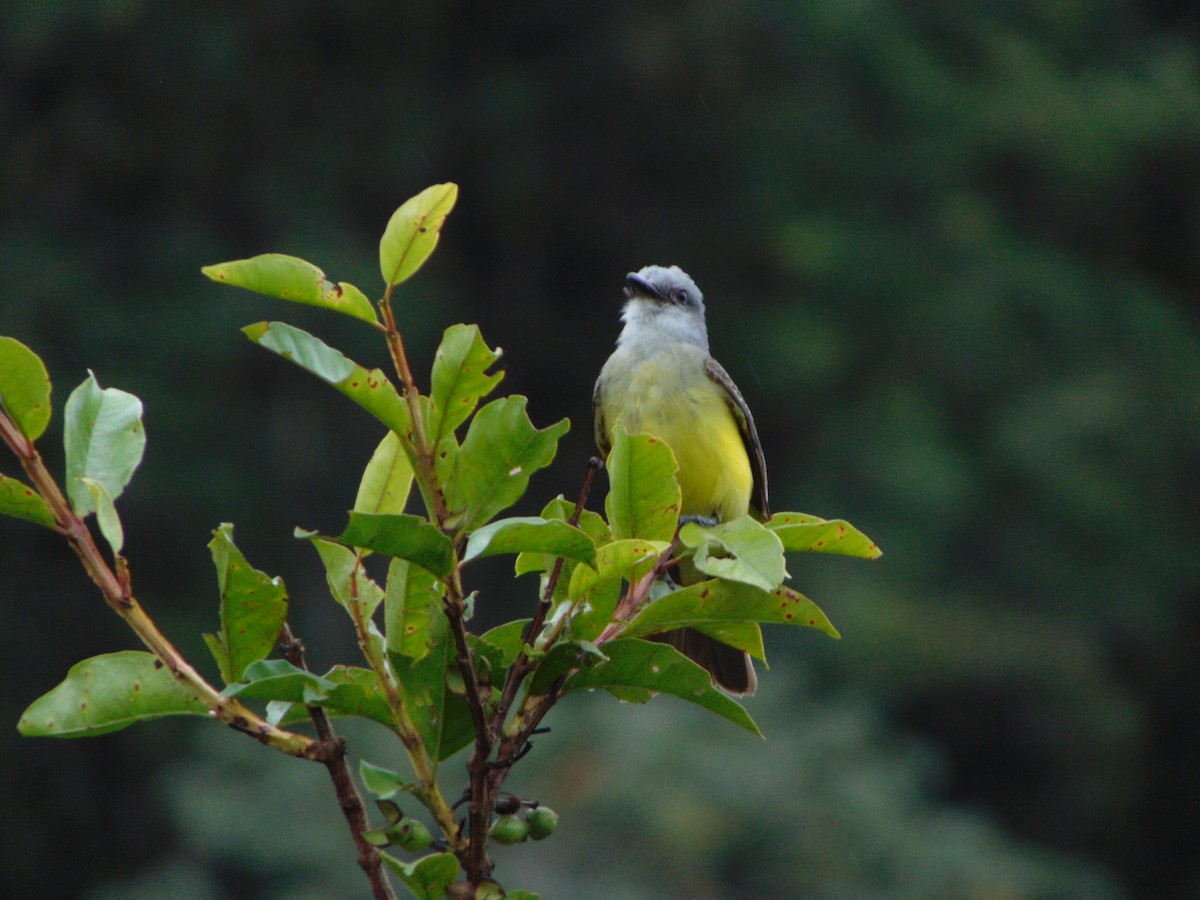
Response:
624,272,662,301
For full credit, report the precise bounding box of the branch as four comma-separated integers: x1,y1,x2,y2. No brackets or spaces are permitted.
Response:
279,626,397,900
491,458,601,729
341,553,462,848
0,411,319,760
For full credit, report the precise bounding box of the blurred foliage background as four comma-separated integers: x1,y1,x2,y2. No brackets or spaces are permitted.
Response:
2,1,1198,897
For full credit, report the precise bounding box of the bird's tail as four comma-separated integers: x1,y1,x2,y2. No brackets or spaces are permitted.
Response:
651,627,757,696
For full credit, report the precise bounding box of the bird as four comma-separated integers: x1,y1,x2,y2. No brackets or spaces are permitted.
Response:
593,265,768,695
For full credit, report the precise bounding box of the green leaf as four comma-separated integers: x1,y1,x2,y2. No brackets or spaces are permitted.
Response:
379,851,459,900
385,557,442,662
201,254,379,325
355,431,414,515
379,183,459,287
243,321,412,437
527,640,605,695
447,396,569,531
514,496,610,585
428,323,503,444
562,638,761,736
622,578,840,640
63,371,145,516
318,665,394,728
567,538,669,601
679,516,787,592
0,474,55,527
765,512,882,560
223,659,335,703
0,336,52,440
334,512,454,579
604,425,680,542
205,523,290,684
436,690,475,762
18,651,208,738
80,477,123,555
476,619,532,668
390,616,453,761
359,760,416,799
309,538,385,619
463,516,596,566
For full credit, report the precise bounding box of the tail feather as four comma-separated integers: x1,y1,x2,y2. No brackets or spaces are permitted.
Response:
651,627,757,696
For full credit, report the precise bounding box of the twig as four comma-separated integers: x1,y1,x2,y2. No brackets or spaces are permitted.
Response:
0,410,319,760
341,553,461,848
279,625,397,900
491,458,601,730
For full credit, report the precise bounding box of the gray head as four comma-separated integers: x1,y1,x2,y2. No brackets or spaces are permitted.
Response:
617,264,709,350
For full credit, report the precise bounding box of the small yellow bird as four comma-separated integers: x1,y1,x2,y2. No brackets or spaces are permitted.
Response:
594,265,768,695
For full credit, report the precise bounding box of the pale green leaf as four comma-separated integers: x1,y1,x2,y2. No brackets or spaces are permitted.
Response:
201,254,379,324
679,516,787,592
63,372,145,516
355,431,414,515
81,477,123,555
765,512,882,560
379,183,459,287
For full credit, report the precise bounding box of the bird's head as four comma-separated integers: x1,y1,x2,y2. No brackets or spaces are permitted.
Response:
618,265,708,349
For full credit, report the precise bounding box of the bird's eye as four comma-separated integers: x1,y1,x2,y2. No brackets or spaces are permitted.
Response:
673,288,688,303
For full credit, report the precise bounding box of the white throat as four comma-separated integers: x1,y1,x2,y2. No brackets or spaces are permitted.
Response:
617,299,710,353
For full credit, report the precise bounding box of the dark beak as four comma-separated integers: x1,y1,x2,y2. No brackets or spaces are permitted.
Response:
624,272,661,301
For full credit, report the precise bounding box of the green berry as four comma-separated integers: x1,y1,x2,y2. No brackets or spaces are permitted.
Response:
387,817,432,852
489,814,529,845
526,806,558,840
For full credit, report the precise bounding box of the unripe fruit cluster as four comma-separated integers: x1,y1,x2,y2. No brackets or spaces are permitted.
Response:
488,805,558,845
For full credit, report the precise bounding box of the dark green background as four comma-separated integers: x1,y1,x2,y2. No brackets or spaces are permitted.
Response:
2,2,1197,897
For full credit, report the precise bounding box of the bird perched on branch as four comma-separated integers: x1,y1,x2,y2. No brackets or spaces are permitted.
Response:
593,265,768,695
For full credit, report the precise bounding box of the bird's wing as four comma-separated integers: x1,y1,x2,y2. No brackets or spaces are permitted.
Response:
704,356,769,518
592,376,611,458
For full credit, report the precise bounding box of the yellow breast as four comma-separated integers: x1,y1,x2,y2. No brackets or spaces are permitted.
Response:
598,344,752,521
